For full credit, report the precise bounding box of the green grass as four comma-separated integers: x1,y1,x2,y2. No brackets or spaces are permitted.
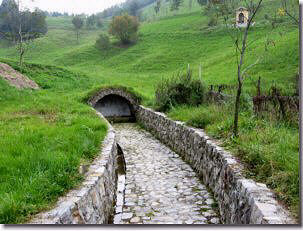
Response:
0,0,299,222
168,103,299,218
0,61,107,223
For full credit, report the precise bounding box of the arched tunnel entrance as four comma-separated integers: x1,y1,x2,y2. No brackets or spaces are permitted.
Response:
94,94,136,122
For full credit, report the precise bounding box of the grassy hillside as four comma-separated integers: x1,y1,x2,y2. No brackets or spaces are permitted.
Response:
0,3,299,100
0,61,108,223
0,0,299,222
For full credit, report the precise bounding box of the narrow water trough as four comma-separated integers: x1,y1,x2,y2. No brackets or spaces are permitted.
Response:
90,89,221,224
31,88,295,224
89,88,295,225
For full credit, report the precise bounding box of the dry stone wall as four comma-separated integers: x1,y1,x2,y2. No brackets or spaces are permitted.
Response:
136,105,296,225
30,111,118,224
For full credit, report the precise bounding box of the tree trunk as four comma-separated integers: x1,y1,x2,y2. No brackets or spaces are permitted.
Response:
233,80,242,137
231,0,263,137
17,0,24,68
18,21,23,67
77,30,79,44
19,45,23,67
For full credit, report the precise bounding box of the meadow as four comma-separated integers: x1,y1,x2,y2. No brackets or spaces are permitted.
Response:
0,0,299,223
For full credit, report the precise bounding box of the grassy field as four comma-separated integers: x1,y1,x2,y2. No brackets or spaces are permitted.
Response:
0,0,299,223
0,61,108,223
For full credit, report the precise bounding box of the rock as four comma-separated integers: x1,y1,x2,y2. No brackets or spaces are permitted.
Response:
130,217,141,223
114,123,220,225
122,213,133,220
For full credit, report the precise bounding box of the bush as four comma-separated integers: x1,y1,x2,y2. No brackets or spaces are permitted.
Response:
155,71,206,112
96,33,110,51
208,16,218,27
109,14,139,45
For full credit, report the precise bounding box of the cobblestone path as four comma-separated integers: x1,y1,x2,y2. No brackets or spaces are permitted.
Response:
113,123,221,225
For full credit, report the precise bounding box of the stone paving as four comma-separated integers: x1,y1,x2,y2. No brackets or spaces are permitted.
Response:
112,123,221,225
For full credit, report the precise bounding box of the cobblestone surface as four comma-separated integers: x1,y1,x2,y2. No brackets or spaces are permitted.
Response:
113,123,221,225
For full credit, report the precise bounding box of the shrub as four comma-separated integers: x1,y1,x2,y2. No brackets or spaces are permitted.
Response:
155,71,206,112
109,14,139,45
96,33,110,51
208,16,218,27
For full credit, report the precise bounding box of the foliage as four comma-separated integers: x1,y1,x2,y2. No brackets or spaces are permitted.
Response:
96,18,103,28
155,71,206,112
154,0,161,14
128,0,139,16
98,0,157,19
72,16,84,31
0,0,47,41
197,0,208,6
168,103,299,218
0,0,48,66
72,16,84,43
86,14,96,29
208,16,218,26
109,14,139,44
0,0,299,219
171,0,184,12
95,33,110,51
280,0,299,25
0,61,107,223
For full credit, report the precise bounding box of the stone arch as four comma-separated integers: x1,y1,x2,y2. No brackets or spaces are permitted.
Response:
88,88,140,122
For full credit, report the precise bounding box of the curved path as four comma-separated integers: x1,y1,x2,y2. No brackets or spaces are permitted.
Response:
113,123,220,225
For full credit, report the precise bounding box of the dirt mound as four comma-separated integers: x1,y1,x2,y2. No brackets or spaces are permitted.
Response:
0,62,39,89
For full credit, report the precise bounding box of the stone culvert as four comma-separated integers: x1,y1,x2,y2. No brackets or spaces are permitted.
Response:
29,87,297,225
88,87,141,123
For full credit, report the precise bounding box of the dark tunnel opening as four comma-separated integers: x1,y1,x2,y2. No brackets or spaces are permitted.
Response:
94,94,136,123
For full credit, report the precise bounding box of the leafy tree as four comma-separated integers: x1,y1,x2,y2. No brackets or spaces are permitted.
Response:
197,0,208,6
96,18,103,29
170,0,183,12
0,0,47,67
97,0,157,19
129,0,139,16
109,14,139,44
154,0,161,14
95,33,110,51
86,14,96,29
72,16,84,43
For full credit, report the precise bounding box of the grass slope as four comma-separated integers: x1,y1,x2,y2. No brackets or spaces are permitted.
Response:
0,61,107,223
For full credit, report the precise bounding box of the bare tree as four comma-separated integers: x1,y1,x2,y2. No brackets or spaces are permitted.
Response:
221,0,263,137
281,0,299,25
72,16,84,44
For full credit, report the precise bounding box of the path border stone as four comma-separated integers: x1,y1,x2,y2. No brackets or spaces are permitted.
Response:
28,88,297,225
136,105,297,225
29,111,118,224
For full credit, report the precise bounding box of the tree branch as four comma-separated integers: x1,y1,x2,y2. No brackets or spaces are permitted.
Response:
241,58,260,77
282,0,299,25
